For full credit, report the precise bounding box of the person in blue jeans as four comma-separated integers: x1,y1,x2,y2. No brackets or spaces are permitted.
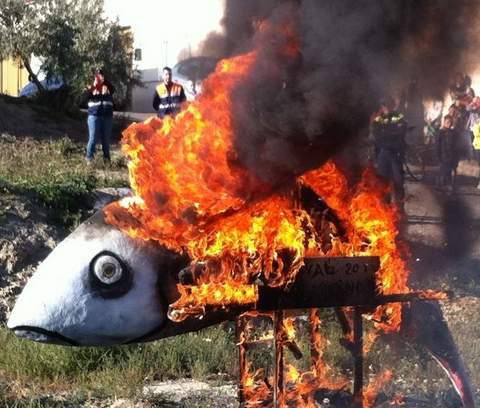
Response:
371,97,407,209
85,69,115,165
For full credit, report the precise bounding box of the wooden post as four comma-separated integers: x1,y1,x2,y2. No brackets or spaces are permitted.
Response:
353,307,364,408
309,308,320,369
236,317,247,407
273,310,285,408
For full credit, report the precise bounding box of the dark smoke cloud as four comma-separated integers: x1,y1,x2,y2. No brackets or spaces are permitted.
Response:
199,0,480,186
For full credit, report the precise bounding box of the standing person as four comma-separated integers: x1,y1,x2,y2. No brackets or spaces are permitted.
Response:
436,115,459,191
372,97,408,209
372,98,407,211
451,99,471,160
152,66,186,118
85,69,115,165
467,96,480,149
424,99,443,146
467,97,480,188
449,73,468,104
185,79,198,102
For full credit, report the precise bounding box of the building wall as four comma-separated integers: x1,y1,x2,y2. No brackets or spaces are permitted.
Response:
0,58,29,96
132,68,159,113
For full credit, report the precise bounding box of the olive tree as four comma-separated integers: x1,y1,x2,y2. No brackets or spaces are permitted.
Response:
0,0,44,91
0,0,135,109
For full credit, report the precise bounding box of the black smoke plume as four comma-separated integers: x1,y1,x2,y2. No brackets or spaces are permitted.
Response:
199,0,479,185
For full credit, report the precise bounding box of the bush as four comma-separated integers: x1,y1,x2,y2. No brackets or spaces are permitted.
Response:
34,169,96,211
0,137,95,227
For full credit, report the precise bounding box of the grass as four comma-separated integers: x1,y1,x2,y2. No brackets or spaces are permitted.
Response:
0,324,238,402
0,135,128,229
1,310,479,406
0,394,88,408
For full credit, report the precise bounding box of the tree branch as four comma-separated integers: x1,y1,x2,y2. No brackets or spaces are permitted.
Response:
22,57,44,93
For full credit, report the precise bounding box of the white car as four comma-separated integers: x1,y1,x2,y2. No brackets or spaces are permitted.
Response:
19,77,64,97
172,57,219,98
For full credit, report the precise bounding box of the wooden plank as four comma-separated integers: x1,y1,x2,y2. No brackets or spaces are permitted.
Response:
257,256,380,309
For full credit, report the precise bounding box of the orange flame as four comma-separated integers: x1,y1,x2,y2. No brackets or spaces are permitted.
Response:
105,51,259,249
105,11,411,329
280,311,348,406
169,283,258,322
282,317,296,342
303,166,410,333
286,364,300,383
241,361,271,406
364,370,393,408
104,18,414,408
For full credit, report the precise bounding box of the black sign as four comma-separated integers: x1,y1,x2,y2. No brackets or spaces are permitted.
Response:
257,256,380,310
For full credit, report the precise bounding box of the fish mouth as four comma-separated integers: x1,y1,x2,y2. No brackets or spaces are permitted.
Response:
10,326,80,346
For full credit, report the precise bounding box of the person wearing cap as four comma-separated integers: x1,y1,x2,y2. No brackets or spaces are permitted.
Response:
152,66,186,118
371,97,408,208
85,69,115,165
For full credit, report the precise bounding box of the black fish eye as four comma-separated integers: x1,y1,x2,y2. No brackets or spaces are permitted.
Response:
94,256,122,284
89,251,132,298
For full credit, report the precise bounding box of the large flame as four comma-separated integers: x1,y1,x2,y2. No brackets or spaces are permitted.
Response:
105,51,260,248
281,310,348,407
104,19,413,406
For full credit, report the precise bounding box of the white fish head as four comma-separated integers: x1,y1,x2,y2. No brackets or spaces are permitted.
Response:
7,211,187,346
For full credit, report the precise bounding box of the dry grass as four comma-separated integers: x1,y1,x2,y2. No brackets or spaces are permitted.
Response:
0,135,127,228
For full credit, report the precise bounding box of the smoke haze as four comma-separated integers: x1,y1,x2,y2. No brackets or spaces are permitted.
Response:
198,0,480,184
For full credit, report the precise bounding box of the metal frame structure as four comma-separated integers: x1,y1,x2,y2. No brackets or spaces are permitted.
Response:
180,256,447,407
236,295,443,408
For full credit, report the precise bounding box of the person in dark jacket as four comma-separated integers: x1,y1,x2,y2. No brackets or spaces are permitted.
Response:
152,66,186,118
449,73,469,104
372,97,408,207
436,115,459,190
85,69,115,164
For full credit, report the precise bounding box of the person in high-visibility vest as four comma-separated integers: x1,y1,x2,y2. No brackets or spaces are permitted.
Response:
371,96,407,208
152,66,186,118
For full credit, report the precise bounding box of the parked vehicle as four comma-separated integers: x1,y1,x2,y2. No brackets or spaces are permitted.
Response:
172,57,219,95
19,76,64,97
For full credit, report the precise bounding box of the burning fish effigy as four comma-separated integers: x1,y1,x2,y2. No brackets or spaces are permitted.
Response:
6,203,475,407
8,2,479,406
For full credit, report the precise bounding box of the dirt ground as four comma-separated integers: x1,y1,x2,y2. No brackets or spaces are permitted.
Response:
402,168,480,405
0,97,85,142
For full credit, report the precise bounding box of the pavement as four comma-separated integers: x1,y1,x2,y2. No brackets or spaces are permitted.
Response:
405,159,480,256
